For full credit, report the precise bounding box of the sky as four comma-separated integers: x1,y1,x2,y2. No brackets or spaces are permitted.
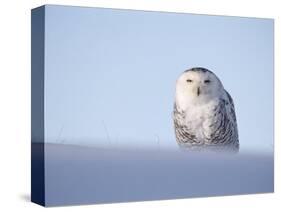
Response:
43,5,274,153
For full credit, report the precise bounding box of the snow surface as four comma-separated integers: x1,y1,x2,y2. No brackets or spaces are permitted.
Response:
44,143,273,206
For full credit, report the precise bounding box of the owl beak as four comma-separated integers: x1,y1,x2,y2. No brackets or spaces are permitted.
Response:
197,87,201,96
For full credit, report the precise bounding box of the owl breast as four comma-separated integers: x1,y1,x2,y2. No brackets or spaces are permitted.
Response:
184,100,219,144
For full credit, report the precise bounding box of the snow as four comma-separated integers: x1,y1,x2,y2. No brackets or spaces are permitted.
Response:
43,143,273,206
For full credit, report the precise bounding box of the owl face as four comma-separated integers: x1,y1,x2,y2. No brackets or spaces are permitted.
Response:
176,69,223,106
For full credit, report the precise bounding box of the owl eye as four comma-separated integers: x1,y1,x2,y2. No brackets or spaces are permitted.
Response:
204,80,211,83
186,79,193,83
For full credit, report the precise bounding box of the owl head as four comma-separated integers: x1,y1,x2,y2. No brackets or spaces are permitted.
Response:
175,67,224,108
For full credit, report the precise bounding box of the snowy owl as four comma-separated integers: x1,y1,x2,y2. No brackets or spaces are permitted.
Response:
173,67,239,152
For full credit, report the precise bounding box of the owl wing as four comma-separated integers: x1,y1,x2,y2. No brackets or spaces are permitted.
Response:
173,103,197,145
205,90,239,150
225,90,237,124
220,90,239,148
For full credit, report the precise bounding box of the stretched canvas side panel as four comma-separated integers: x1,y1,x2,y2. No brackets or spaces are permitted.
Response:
31,6,45,206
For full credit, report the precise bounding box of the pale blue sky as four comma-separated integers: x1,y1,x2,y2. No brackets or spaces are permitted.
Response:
44,5,274,153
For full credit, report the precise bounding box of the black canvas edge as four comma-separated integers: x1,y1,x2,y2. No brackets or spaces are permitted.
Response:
31,5,45,207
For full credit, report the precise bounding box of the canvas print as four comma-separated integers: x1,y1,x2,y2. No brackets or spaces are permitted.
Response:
31,5,274,207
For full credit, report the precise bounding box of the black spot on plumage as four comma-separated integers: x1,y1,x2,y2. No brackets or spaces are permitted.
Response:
184,67,214,74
